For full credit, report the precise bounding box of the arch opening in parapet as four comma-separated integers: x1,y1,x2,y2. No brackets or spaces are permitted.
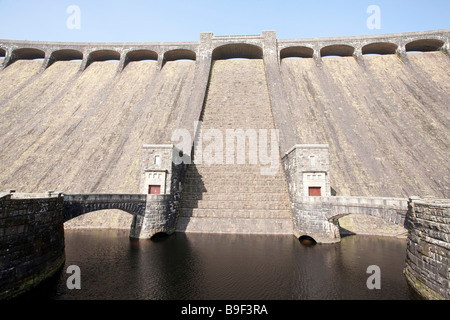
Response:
299,235,317,246
362,42,398,56
127,49,158,62
0,48,5,59
164,49,196,62
405,39,444,53
88,49,121,62
212,43,263,60
320,44,355,58
280,46,314,59
51,49,83,61
12,48,46,61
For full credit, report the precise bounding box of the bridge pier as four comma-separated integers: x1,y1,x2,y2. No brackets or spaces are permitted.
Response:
292,201,341,243
129,144,187,239
129,195,176,239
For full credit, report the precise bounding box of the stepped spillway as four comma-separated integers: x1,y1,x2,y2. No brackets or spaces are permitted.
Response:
177,60,293,234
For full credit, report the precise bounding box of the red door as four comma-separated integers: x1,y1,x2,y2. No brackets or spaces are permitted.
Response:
309,187,322,197
149,185,161,195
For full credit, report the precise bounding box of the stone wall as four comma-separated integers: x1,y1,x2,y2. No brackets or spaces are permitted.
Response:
0,193,65,299
404,197,450,300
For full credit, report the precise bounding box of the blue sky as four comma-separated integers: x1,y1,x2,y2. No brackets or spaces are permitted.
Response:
0,0,448,42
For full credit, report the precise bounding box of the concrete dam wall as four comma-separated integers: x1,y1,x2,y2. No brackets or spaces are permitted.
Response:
0,30,448,201
281,52,449,198
0,59,195,194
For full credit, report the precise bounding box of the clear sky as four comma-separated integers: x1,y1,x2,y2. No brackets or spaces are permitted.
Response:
0,0,448,42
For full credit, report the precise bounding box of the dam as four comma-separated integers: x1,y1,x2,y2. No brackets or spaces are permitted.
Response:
1,29,449,238
0,30,448,199
0,29,449,299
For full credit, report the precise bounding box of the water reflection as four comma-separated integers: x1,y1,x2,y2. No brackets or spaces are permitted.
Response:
19,230,419,300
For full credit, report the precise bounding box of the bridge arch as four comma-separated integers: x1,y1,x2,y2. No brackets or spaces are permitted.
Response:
362,42,398,55
0,48,5,58
299,235,317,246
151,232,170,239
212,43,263,60
12,48,45,60
164,49,196,61
405,39,445,52
280,46,314,59
325,206,406,228
320,44,355,57
64,209,135,229
63,194,146,223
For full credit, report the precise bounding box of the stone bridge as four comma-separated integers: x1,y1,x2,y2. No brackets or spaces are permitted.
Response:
62,193,176,239
62,192,409,244
62,193,147,222
292,196,409,243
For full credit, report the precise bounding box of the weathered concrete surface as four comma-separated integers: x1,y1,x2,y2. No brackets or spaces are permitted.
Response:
0,59,194,194
0,29,448,204
281,51,449,198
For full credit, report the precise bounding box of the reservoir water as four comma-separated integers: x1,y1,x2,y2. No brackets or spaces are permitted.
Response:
21,229,419,300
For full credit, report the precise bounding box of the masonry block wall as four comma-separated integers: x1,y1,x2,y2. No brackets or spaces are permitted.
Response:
0,194,65,299
130,144,187,238
283,144,331,199
404,197,450,300
283,144,338,242
129,195,173,238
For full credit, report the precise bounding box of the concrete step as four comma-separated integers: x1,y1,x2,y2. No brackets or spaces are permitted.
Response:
175,216,293,235
181,184,287,194
182,178,288,188
179,199,291,210
199,120,274,125
179,208,292,219
187,164,283,173
184,171,285,180
180,192,290,202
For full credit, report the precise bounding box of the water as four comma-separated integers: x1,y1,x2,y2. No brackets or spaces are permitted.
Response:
20,229,419,300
